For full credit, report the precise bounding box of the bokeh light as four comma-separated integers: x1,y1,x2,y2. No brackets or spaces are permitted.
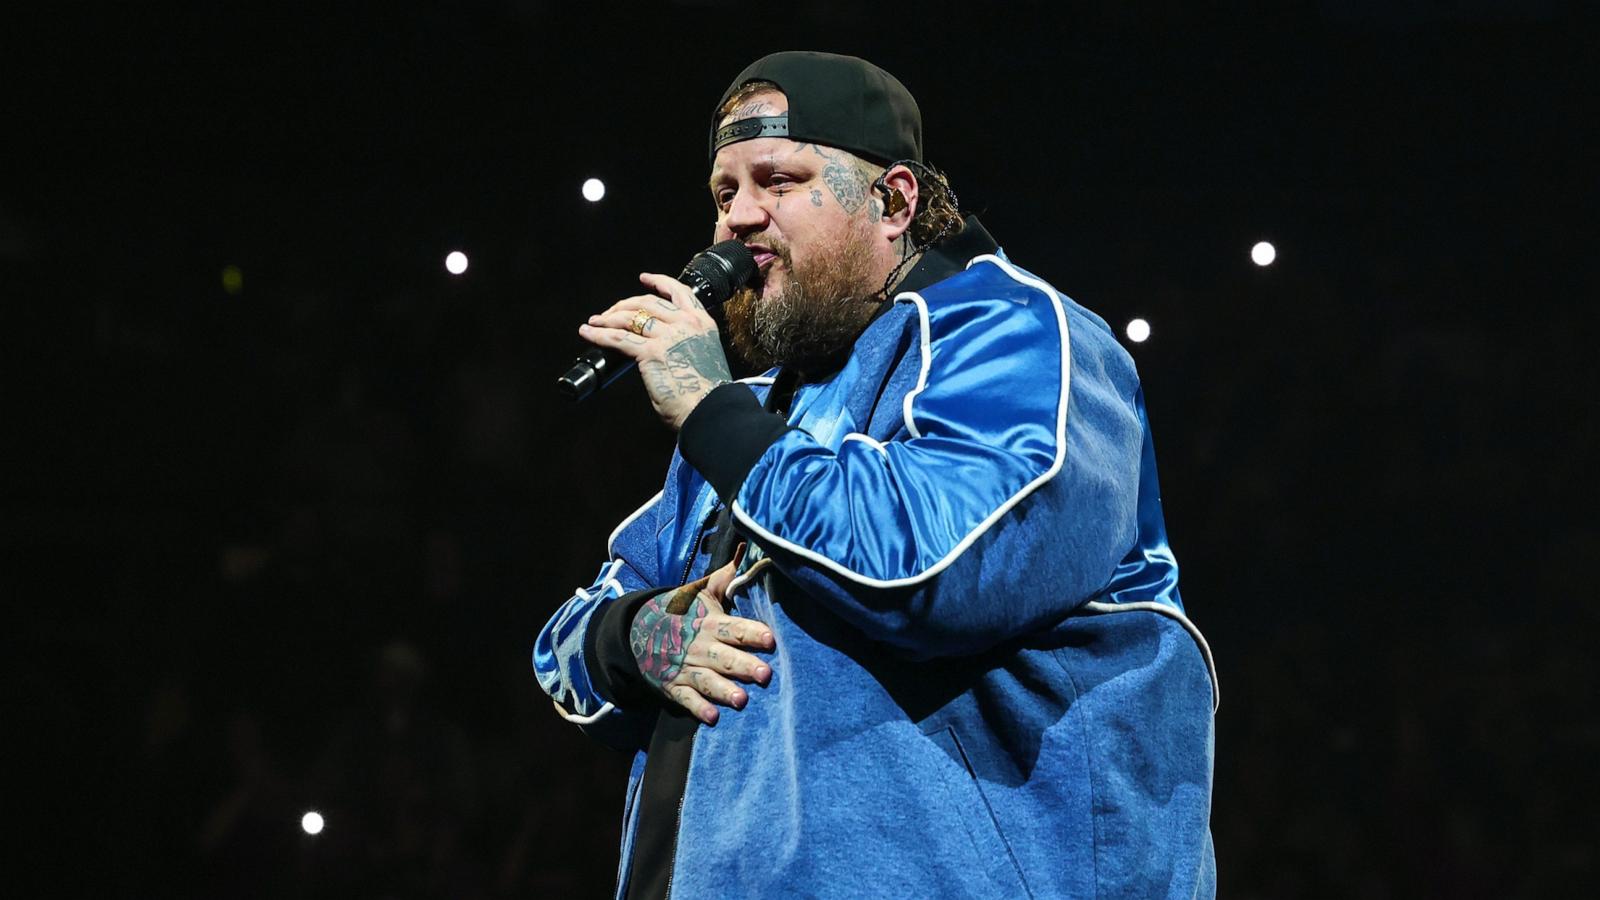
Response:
445,251,469,275
301,811,325,835
1126,318,1151,343
1251,241,1276,267
582,178,606,202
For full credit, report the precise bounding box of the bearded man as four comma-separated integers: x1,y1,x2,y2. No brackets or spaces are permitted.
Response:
535,51,1218,899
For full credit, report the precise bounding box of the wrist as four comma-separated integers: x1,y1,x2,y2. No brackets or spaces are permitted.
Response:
586,588,666,706
671,379,730,431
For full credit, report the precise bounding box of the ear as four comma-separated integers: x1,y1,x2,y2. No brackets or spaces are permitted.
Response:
875,164,919,243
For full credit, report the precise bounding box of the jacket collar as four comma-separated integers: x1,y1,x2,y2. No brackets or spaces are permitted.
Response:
894,215,1000,296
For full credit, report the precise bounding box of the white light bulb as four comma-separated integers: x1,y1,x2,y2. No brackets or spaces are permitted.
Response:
1251,241,1276,267
445,251,469,275
582,178,606,202
301,811,325,835
1125,318,1151,343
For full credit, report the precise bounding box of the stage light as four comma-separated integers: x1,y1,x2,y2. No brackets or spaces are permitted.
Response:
1126,318,1151,343
1251,241,1276,267
445,251,469,275
221,265,243,295
582,178,606,202
301,811,325,835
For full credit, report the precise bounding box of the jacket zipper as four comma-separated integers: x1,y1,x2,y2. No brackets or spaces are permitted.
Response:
680,503,721,587
662,765,692,900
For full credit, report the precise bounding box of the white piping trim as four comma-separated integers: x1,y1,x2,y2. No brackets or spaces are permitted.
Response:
555,568,632,727
729,256,1073,590
552,697,616,725
727,557,774,597
602,562,625,596
840,433,890,456
896,291,936,440
573,564,626,606
607,492,662,558
1080,601,1220,712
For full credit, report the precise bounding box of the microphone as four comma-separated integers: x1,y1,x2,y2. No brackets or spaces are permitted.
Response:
557,240,757,401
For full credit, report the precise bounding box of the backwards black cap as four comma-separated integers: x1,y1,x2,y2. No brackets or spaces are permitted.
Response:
709,51,922,166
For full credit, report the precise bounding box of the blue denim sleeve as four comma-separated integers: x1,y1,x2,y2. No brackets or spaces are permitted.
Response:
532,492,664,749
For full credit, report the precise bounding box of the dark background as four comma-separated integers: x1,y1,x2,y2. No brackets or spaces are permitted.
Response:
5,1,1596,897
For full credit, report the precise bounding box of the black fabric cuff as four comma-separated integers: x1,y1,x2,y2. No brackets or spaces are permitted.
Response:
679,382,792,504
584,587,663,708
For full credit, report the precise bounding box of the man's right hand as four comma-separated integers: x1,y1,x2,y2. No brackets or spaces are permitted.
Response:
629,559,774,725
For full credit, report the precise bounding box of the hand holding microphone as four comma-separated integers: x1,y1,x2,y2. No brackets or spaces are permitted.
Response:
557,241,756,430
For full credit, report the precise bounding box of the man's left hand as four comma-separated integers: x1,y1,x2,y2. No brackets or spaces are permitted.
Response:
578,272,734,430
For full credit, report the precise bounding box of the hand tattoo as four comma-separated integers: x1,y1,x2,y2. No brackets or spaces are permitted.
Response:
631,594,711,691
640,359,678,402
664,332,732,395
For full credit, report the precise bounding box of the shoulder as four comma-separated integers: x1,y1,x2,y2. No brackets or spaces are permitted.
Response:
905,252,1050,317
900,253,1130,367
905,253,1115,339
897,253,1141,418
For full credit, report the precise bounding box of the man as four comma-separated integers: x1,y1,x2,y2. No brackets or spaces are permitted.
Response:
535,51,1217,899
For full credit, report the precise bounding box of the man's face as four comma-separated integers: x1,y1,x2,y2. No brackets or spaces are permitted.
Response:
709,91,887,369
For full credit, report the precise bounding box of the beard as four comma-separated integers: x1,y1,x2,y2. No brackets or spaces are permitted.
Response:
721,223,882,373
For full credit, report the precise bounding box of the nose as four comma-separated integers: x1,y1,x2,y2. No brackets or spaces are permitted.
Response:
719,186,770,239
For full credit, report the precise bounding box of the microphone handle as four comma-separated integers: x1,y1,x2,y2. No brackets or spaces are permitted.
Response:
556,346,634,400
556,273,720,401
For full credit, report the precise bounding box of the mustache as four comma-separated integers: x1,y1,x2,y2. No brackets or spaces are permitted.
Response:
745,234,793,267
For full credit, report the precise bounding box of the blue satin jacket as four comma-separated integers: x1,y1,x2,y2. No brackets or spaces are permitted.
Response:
535,251,1218,898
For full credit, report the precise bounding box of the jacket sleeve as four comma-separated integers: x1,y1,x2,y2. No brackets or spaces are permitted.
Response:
532,492,665,751
679,266,1145,659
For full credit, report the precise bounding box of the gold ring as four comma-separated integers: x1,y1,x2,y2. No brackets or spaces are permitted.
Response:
628,310,656,336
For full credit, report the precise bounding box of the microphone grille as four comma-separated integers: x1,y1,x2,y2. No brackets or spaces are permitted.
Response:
683,240,757,304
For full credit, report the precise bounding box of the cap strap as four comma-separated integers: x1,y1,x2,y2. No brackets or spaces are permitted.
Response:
712,116,790,154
